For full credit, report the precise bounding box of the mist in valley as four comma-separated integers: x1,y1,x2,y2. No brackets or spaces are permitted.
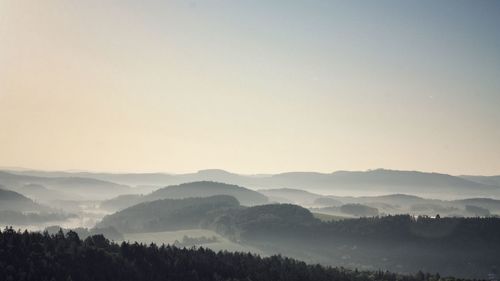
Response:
2,1,500,280
2,168,500,279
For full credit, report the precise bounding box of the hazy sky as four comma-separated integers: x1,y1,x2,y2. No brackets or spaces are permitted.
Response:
1,0,499,175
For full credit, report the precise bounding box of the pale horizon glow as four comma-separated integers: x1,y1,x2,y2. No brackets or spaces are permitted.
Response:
1,1,499,175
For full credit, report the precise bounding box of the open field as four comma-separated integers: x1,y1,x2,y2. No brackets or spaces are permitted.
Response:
123,229,265,255
312,212,353,222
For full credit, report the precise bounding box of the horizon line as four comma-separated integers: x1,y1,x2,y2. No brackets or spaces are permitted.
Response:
0,166,498,177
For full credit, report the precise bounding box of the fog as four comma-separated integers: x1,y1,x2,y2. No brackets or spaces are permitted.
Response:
2,1,499,280
2,168,500,279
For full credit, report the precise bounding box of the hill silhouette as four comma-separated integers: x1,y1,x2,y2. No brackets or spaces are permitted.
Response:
101,181,268,211
8,168,499,199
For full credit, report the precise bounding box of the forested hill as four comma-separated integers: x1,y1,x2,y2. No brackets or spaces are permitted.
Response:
148,181,269,206
101,181,268,211
97,197,500,278
0,188,48,212
0,228,464,281
97,195,241,233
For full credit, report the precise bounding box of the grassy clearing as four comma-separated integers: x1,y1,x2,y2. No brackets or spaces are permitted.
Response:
312,212,352,222
123,229,265,255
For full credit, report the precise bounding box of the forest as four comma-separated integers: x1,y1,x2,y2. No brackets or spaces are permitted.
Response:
0,227,464,281
97,196,500,278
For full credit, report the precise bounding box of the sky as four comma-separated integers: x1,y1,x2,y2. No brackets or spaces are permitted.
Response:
0,0,499,175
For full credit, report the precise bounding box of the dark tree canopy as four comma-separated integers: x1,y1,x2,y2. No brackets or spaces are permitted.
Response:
0,227,464,281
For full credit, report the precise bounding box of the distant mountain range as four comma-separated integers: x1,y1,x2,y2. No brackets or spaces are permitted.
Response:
258,187,500,217
0,171,130,200
460,175,500,187
4,168,499,200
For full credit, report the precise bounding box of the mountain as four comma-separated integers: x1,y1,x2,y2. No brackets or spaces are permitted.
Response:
148,181,269,206
98,195,240,233
6,168,499,200
0,171,130,200
266,169,500,198
16,183,77,202
97,195,500,278
345,203,379,216
0,188,76,225
258,188,324,205
331,193,429,206
452,198,500,213
460,175,500,187
101,181,269,211
0,188,47,212
215,203,318,241
98,195,315,236
258,190,425,209
100,194,145,211
7,170,177,186
0,210,75,225
6,169,243,187
313,197,343,207
307,193,500,217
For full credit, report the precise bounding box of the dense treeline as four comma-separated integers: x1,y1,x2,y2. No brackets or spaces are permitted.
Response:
97,197,500,278
319,215,500,245
0,227,465,281
205,206,500,278
207,204,500,247
44,225,124,241
100,196,500,246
